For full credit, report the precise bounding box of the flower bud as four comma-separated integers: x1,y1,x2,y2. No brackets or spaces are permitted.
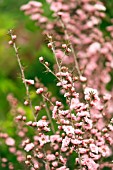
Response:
8,40,13,45
12,35,17,40
39,56,44,62
48,42,52,48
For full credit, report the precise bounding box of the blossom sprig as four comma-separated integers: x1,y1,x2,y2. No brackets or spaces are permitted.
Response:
3,0,113,169
8,30,36,121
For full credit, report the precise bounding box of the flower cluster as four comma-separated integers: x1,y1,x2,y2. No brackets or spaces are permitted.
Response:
21,0,113,116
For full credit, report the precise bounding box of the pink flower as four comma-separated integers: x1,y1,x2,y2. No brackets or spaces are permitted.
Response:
56,166,69,170
84,87,100,102
99,145,112,157
50,2,62,12
37,134,50,146
50,135,61,143
20,4,30,11
79,148,89,154
84,117,93,129
74,129,84,135
9,147,16,153
80,76,87,82
24,143,34,152
5,137,15,146
59,155,67,165
81,155,99,170
37,120,49,127
77,111,90,117
31,14,41,21
71,139,82,145
90,144,99,154
59,110,69,116
70,98,80,110
57,80,68,86
108,124,113,131
37,152,44,158
52,106,58,119
52,161,58,167
35,106,41,111
62,136,70,148
103,93,111,101
62,125,74,135
29,1,42,7
85,158,99,170
89,152,101,160
88,42,101,54
60,119,70,125
46,154,56,161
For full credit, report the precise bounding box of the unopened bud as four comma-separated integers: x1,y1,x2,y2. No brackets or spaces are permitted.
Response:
26,121,32,126
8,40,13,45
36,88,44,94
25,160,30,165
48,42,52,48
80,76,87,82
12,35,17,40
35,106,41,111
62,44,67,48
32,122,37,127
22,116,26,121
39,56,44,62
16,115,22,120
42,116,47,120
24,79,34,85
24,100,29,106
27,155,32,160
45,62,49,66
66,48,71,53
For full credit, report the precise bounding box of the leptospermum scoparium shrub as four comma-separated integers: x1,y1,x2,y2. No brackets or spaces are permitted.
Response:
1,0,113,170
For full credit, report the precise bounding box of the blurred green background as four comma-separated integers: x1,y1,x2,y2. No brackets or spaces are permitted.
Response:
0,0,58,120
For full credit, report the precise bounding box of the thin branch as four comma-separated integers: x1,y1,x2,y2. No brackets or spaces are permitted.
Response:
8,30,36,121
59,19,82,77
42,62,61,82
42,95,55,133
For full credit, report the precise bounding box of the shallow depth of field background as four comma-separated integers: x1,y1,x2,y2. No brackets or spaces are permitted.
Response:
0,0,58,118
0,0,113,169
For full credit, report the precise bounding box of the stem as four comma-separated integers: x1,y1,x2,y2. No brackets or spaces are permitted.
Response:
42,95,55,133
48,36,61,72
42,63,61,82
59,19,82,77
52,43,61,72
42,94,54,106
9,30,36,121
